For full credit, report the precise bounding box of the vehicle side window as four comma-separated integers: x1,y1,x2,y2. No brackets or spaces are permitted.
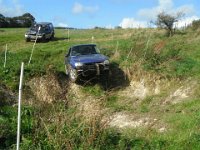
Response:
94,46,100,53
71,47,80,56
45,26,50,32
90,46,97,54
49,24,54,30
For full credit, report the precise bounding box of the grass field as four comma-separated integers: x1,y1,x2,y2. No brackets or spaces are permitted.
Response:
0,27,200,149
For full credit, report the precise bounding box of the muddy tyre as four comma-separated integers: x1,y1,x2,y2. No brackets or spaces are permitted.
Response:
68,66,79,83
50,34,54,40
25,38,30,42
65,65,68,75
42,35,46,42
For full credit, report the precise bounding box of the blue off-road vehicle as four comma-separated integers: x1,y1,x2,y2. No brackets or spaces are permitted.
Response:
64,44,110,82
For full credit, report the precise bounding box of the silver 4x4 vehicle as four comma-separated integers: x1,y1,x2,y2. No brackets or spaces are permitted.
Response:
25,22,54,42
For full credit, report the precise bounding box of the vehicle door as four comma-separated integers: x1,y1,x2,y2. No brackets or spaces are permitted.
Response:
44,25,51,38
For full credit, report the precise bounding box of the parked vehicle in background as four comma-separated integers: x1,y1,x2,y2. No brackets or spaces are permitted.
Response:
25,22,54,42
64,44,110,82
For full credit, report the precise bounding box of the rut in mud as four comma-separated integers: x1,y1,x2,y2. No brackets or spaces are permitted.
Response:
26,69,199,133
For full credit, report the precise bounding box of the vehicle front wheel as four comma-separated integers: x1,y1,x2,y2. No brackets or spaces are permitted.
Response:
42,35,46,42
68,66,79,83
25,38,30,42
65,65,68,75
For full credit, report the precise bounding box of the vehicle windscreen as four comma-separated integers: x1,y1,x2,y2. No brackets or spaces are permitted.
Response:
71,45,99,56
30,24,44,32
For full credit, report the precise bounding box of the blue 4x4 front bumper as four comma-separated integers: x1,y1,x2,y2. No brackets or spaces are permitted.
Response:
76,62,109,76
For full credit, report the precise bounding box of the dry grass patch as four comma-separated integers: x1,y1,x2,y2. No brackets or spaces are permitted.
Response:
28,72,68,103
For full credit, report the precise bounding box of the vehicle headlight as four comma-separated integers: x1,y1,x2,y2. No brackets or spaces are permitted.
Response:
75,62,83,67
103,60,109,65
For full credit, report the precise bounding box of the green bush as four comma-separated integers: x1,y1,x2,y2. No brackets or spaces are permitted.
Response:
191,19,200,30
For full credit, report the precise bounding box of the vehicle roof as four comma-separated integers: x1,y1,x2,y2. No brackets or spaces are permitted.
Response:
71,44,97,48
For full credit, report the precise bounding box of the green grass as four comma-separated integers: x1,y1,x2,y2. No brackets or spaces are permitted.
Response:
1,28,200,149
0,106,33,149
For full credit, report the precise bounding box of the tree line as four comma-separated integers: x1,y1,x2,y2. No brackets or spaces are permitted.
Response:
0,13,35,28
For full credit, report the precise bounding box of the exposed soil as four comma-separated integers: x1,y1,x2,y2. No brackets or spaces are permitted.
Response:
108,112,167,133
26,70,198,132
163,80,198,104
118,72,164,99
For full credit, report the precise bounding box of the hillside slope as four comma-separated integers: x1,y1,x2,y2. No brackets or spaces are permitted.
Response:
0,28,200,149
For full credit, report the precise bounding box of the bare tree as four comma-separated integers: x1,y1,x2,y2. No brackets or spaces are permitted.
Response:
156,11,184,36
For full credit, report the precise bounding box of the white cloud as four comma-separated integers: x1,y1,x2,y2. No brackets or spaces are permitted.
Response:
138,0,196,21
72,2,99,14
57,22,68,27
119,0,199,29
159,0,173,10
72,2,83,14
119,18,147,28
175,16,199,28
110,0,135,3
105,24,114,29
0,0,24,17
175,5,195,15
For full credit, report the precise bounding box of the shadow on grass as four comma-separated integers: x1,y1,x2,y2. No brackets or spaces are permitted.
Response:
27,37,68,43
75,62,130,91
108,62,130,90
54,61,129,92
55,71,70,89
53,37,70,41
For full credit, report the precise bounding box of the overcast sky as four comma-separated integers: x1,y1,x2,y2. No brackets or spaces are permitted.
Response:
0,0,199,28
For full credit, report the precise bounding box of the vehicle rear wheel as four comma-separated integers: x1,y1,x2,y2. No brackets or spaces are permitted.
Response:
50,34,54,40
68,66,79,82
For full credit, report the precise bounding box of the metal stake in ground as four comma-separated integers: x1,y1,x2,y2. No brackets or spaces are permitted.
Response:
16,62,24,150
28,26,41,65
4,44,7,68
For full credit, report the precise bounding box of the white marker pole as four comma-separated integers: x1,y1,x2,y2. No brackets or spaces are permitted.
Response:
115,41,119,53
16,62,24,150
68,29,69,42
4,44,7,68
28,26,41,65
